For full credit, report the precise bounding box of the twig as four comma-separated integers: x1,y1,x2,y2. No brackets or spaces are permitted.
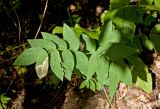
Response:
102,87,115,109
0,56,17,63
0,43,28,54
6,79,15,94
3,6,17,27
149,68,160,80
34,0,48,39
14,9,21,46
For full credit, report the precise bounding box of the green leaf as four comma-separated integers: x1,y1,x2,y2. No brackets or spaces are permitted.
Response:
109,60,132,97
62,49,74,80
104,10,119,22
99,21,112,45
50,49,64,81
63,23,80,51
141,34,154,50
140,0,153,5
75,51,88,76
13,47,45,66
144,15,156,26
150,25,160,52
117,6,144,24
52,26,63,34
41,32,67,50
127,56,152,93
0,94,11,109
135,67,152,93
35,49,48,79
82,34,96,53
110,0,130,10
150,24,160,34
105,43,139,60
113,17,136,41
28,39,56,51
89,80,96,91
87,52,99,80
96,55,109,87
80,80,89,89
98,21,121,46
154,0,160,9
75,51,99,80
150,34,160,52
133,35,143,51
73,25,100,39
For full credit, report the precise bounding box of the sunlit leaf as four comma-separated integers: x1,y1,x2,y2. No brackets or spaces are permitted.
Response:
0,94,11,109
75,51,88,76
63,23,80,51
96,55,109,87
73,25,100,39
28,39,56,51
154,0,160,9
109,60,132,97
127,56,152,93
113,17,136,41
13,47,45,66
50,49,64,81
75,51,99,80
62,49,74,80
80,80,89,89
141,34,154,50
87,52,99,80
98,21,112,45
89,80,96,91
82,34,96,53
41,32,67,50
52,26,63,34
14,66,27,75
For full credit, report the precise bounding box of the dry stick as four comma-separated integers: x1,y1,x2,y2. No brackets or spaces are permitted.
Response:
34,0,48,39
0,43,28,54
102,87,115,109
14,10,21,46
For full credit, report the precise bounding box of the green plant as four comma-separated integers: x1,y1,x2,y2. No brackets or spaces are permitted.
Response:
0,94,11,109
13,0,160,97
